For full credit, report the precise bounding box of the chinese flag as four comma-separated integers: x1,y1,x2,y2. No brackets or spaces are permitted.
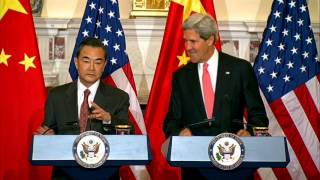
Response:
144,0,221,179
0,0,51,179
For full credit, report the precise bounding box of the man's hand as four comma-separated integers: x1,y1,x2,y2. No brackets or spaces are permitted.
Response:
34,125,55,135
179,128,192,136
89,102,111,122
236,129,251,137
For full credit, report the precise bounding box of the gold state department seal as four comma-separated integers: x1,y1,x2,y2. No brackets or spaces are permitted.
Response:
208,133,245,170
73,131,110,168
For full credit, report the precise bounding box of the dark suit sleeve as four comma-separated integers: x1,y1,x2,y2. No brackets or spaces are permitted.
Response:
163,74,184,138
109,92,130,126
241,61,269,133
42,90,57,131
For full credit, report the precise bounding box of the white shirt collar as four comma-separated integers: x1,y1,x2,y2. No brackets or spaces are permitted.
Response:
77,79,100,96
198,49,219,96
77,79,100,119
199,49,218,68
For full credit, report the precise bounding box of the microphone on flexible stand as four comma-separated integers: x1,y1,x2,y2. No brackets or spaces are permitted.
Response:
186,118,215,128
232,119,255,129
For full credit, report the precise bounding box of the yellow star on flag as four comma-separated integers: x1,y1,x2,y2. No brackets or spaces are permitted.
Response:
177,51,190,67
19,53,36,71
172,0,206,22
0,48,11,66
0,0,27,21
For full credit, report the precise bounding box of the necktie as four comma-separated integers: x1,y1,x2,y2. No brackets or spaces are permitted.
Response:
80,89,90,133
202,63,214,119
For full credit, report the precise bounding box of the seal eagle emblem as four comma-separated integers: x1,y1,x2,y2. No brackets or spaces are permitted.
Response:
73,131,110,168
208,133,245,170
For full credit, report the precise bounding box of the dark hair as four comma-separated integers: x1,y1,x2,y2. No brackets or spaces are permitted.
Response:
76,37,108,60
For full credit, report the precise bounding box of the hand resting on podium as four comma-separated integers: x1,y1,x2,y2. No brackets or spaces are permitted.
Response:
34,125,55,135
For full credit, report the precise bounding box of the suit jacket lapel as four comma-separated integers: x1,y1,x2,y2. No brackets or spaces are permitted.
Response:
215,52,232,105
94,82,107,109
187,63,207,118
94,82,115,112
214,52,232,129
66,81,78,122
215,53,225,108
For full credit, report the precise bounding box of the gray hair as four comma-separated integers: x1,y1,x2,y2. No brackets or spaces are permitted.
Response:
183,13,218,41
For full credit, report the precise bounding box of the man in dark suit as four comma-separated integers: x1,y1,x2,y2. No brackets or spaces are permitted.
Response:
40,37,129,134
163,13,268,137
38,37,129,179
163,13,269,179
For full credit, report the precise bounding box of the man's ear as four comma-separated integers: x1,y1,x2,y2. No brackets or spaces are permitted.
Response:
207,35,215,46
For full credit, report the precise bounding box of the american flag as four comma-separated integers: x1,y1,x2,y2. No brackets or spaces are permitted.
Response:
69,0,149,179
253,0,320,179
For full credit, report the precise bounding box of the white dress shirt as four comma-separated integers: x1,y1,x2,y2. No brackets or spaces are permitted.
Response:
77,79,100,119
198,50,219,103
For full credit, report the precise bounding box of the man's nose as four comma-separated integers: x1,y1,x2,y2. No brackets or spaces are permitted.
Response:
185,42,192,51
89,60,95,70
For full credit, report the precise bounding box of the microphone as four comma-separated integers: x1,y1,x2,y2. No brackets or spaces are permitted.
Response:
232,119,255,129
186,118,215,128
224,94,230,102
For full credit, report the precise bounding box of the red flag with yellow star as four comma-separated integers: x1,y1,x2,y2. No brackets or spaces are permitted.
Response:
144,0,221,179
0,0,51,179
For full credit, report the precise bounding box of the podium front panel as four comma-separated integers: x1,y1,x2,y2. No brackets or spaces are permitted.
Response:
31,135,151,166
165,136,289,168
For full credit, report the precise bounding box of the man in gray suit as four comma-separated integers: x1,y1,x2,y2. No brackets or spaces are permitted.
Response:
163,13,269,179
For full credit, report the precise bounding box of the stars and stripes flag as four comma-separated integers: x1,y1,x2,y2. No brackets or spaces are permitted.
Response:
253,0,320,179
69,0,149,179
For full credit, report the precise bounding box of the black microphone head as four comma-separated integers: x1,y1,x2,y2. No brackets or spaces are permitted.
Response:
224,94,230,102
232,119,254,128
88,107,94,113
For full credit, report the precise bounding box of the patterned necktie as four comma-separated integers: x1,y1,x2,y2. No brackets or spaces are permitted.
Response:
202,63,215,119
80,89,90,133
